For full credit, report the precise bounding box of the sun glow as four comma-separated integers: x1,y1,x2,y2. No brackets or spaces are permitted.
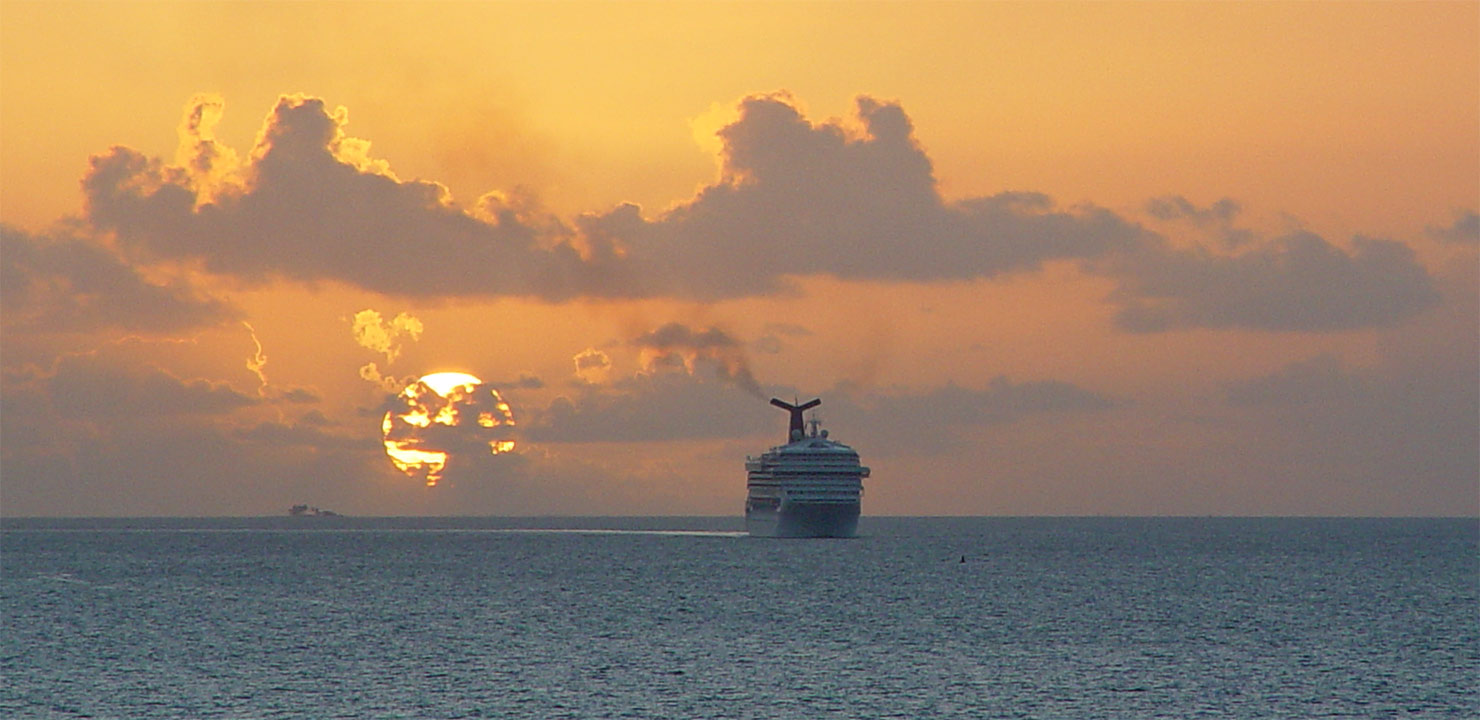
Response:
381,372,517,486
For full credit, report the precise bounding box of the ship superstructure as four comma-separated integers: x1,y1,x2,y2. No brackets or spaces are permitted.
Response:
745,398,870,538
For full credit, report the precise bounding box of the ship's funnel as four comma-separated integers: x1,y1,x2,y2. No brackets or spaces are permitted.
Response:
770,397,820,442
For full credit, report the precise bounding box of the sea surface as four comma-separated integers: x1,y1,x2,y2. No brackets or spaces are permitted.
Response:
2,517,1475,719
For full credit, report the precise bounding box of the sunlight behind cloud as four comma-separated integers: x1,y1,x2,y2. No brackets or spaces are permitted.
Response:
382,372,517,487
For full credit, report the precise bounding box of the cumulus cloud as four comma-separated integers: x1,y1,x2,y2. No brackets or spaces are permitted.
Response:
0,224,239,334
77,93,1143,302
74,91,1446,338
85,94,595,299
591,95,1146,298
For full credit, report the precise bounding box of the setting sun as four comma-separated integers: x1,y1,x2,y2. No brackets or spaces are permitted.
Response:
381,372,517,486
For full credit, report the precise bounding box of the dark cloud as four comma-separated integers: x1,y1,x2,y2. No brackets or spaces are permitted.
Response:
1225,354,1361,407
48,353,257,418
753,322,813,354
1,224,239,334
496,373,546,390
233,419,370,449
78,93,1143,302
84,95,598,300
631,322,761,396
0,417,385,517
0,353,380,516
1103,232,1440,332
605,96,1145,297
1144,195,1251,248
1146,195,1241,224
1426,210,1480,246
74,92,1445,338
276,387,322,404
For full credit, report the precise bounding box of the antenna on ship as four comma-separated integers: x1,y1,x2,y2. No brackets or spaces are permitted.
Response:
770,397,820,443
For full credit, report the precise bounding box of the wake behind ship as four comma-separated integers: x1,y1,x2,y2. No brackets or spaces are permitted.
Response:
745,398,870,538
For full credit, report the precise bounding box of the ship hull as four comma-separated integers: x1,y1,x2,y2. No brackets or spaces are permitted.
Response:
746,501,859,538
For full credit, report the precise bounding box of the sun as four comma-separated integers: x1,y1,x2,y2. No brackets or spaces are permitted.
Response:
381,371,517,486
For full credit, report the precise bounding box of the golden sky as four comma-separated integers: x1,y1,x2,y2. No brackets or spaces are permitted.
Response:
2,1,1476,516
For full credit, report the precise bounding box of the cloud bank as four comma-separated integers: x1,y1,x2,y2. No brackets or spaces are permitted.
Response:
76,93,1447,333
1,225,239,334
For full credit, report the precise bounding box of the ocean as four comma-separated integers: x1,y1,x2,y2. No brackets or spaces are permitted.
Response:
2,517,1475,719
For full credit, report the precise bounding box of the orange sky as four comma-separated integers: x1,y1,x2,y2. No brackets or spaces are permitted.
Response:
2,1,1476,517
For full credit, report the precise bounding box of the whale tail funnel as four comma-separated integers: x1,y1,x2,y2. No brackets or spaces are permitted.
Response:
770,397,821,442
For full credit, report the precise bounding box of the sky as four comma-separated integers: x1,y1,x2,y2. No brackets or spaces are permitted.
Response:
1,1,1476,517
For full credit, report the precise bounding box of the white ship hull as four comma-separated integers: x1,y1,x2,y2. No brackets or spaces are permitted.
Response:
746,501,860,538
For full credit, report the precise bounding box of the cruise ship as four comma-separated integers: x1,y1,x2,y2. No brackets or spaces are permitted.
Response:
745,398,870,538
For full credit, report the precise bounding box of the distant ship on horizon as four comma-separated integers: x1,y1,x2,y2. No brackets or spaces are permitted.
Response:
288,504,339,517
745,398,870,538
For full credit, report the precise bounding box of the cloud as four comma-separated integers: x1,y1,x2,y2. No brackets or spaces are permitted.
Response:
350,309,423,363
1426,209,1480,246
1103,231,1440,332
0,224,239,334
358,362,414,392
1146,195,1242,225
47,353,258,418
492,373,545,390
233,418,368,450
572,347,612,384
242,321,270,396
78,93,1143,302
0,395,383,516
1,349,422,516
278,387,322,404
1225,354,1361,407
85,94,597,300
1144,195,1252,248
591,95,1145,298
74,92,1445,338
377,376,519,486
753,321,812,354
631,322,761,396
